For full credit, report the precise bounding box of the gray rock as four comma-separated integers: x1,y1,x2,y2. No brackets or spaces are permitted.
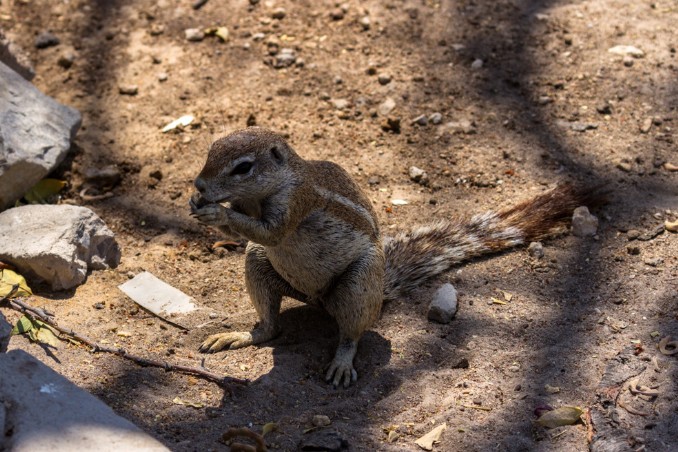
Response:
329,8,345,21
0,61,81,210
0,30,35,80
378,97,396,116
84,165,122,188
428,283,458,324
439,119,476,135
377,73,392,85
34,31,60,49
271,7,286,20
412,114,428,126
0,205,120,290
0,350,169,451
0,310,10,352
471,58,483,69
571,206,599,237
429,112,442,124
409,166,428,185
331,98,350,110
184,28,204,42
528,241,544,259
273,48,296,68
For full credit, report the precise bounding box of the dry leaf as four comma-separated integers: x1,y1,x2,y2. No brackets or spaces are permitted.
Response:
172,396,205,408
502,291,513,301
658,336,678,355
665,219,678,233
0,269,32,298
491,297,507,305
536,406,583,428
24,179,66,204
415,423,447,450
262,422,278,436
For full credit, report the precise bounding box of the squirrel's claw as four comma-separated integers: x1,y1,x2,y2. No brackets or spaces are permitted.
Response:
325,360,358,388
191,203,229,226
199,331,253,353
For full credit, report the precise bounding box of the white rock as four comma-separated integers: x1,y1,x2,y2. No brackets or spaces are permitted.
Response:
184,28,204,42
471,58,484,69
571,206,599,237
608,45,644,58
0,62,81,210
408,166,428,185
0,205,120,290
119,272,197,316
427,283,458,324
378,97,396,116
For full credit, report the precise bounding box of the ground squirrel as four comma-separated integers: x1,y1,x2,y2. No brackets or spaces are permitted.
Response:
190,127,596,387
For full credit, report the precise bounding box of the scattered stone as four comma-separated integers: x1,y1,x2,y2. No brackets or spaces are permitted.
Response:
408,166,429,185
118,84,138,96
273,48,296,68
184,28,205,42
412,114,428,126
329,8,345,21
439,119,476,135
622,55,634,67
93,302,105,310
571,122,598,132
84,165,122,188
312,415,331,427
608,45,644,58
0,61,81,210
367,176,380,186
571,206,599,237
331,98,350,110
528,241,544,259
271,7,286,20
596,103,612,115
616,160,632,172
538,95,553,105
471,58,483,69
0,205,120,290
57,50,76,69
427,283,458,324
192,0,209,10
639,117,652,134
158,72,168,82
34,31,60,49
377,73,392,85
644,257,663,267
378,97,396,116
0,311,10,352
626,229,641,240
252,32,265,41
381,117,401,134
149,169,163,181
0,30,35,80
300,430,349,451
149,24,165,36
429,112,442,124
0,350,169,450
359,16,371,30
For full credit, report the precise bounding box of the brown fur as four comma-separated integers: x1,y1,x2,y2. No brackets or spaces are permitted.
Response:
190,127,597,387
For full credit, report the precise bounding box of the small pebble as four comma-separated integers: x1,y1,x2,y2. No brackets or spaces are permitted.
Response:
368,176,380,185
331,98,350,110
118,84,139,95
330,8,345,21
427,283,458,324
627,229,641,240
157,72,168,82
412,114,428,126
93,302,105,310
271,7,286,20
57,51,76,69
273,48,296,68
377,73,392,85
596,103,612,115
644,257,663,267
429,112,442,124
528,241,544,259
626,245,640,255
471,58,483,69
359,16,371,30
571,206,599,237
185,28,205,42
409,166,429,185
622,55,634,67
312,415,331,427
616,160,632,172
378,97,396,116
639,118,652,134
35,31,60,49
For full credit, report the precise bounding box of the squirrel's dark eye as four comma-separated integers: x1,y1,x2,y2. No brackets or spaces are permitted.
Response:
231,161,253,176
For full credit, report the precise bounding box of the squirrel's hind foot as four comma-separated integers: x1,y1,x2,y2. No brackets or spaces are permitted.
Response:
199,331,254,353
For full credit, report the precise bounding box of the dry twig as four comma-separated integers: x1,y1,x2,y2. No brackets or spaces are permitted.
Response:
1,285,248,388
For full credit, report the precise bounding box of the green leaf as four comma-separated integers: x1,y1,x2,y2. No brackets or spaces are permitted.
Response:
11,315,34,335
536,406,584,428
24,179,67,204
0,269,32,297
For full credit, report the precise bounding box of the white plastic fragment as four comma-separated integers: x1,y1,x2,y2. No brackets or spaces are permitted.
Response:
118,271,197,316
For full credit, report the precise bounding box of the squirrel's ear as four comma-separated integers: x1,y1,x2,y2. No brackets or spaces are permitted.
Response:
270,146,284,164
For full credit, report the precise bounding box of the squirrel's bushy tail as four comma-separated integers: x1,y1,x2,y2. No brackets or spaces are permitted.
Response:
383,185,599,301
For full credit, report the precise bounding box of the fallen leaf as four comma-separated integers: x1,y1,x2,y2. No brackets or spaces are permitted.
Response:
116,331,132,337
665,219,678,233
536,406,583,428
491,297,507,305
35,326,60,347
658,336,678,356
0,269,33,298
387,430,400,442
502,291,513,301
215,26,229,42
262,422,278,436
0,261,15,271
415,423,447,450
544,384,561,394
11,315,34,335
663,162,678,172
172,396,205,408
24,179,67,204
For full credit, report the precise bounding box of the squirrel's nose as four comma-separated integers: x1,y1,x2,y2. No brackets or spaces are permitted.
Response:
194,177,206,193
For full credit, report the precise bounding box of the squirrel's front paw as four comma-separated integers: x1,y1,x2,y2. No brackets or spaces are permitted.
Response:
325,357,358,388
199,331,253,353
191,203,230,226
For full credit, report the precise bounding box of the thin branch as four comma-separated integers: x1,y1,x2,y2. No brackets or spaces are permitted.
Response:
1,287,248,388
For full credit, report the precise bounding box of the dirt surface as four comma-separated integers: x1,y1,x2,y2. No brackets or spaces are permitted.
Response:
2,0,677,450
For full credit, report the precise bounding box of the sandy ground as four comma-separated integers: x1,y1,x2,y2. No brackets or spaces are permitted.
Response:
2,0,677,450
